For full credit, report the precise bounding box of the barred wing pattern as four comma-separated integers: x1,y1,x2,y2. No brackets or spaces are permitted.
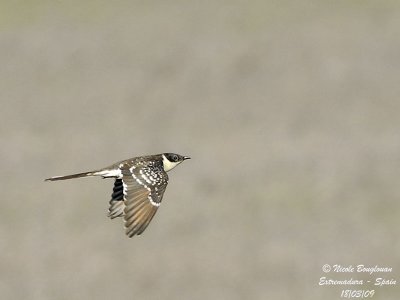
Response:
108,179,125,219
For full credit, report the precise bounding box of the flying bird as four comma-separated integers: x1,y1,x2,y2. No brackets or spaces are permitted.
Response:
45,153,190,237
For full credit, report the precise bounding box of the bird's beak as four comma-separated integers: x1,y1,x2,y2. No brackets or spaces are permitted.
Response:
183,156,191,160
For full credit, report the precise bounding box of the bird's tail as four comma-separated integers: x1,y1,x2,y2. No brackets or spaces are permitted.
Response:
45,170,99,181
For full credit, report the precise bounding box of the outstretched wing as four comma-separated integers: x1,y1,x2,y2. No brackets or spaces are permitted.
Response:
121,163,168,237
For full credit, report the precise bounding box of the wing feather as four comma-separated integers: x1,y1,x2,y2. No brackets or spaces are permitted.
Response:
120,164,168,237
108,179,125,219
126,205,156,237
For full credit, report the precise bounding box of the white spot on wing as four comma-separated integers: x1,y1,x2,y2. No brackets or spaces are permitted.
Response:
131,169,161,207
148,196,161,207
123,181,128,196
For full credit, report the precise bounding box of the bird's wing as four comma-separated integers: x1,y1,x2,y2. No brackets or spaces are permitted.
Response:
121,163,168,237
108,179,125,219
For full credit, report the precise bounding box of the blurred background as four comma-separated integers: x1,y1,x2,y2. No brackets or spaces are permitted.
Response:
1,1,399,299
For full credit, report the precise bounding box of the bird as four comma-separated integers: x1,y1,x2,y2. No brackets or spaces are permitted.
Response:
45,153,190,237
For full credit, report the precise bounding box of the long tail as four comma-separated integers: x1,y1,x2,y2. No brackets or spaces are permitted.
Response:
45,170,99,181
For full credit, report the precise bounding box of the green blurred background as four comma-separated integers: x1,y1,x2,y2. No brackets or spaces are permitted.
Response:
1,1,399,299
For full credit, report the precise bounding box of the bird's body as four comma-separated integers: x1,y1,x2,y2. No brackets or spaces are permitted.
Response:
45,153,190,237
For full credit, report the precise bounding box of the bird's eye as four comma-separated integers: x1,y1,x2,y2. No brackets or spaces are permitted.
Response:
172,155,179,161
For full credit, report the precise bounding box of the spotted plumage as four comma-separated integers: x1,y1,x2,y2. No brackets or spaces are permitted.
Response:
45,153,190,237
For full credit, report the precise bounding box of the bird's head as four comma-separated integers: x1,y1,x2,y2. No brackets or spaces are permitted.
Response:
162,153,190,172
